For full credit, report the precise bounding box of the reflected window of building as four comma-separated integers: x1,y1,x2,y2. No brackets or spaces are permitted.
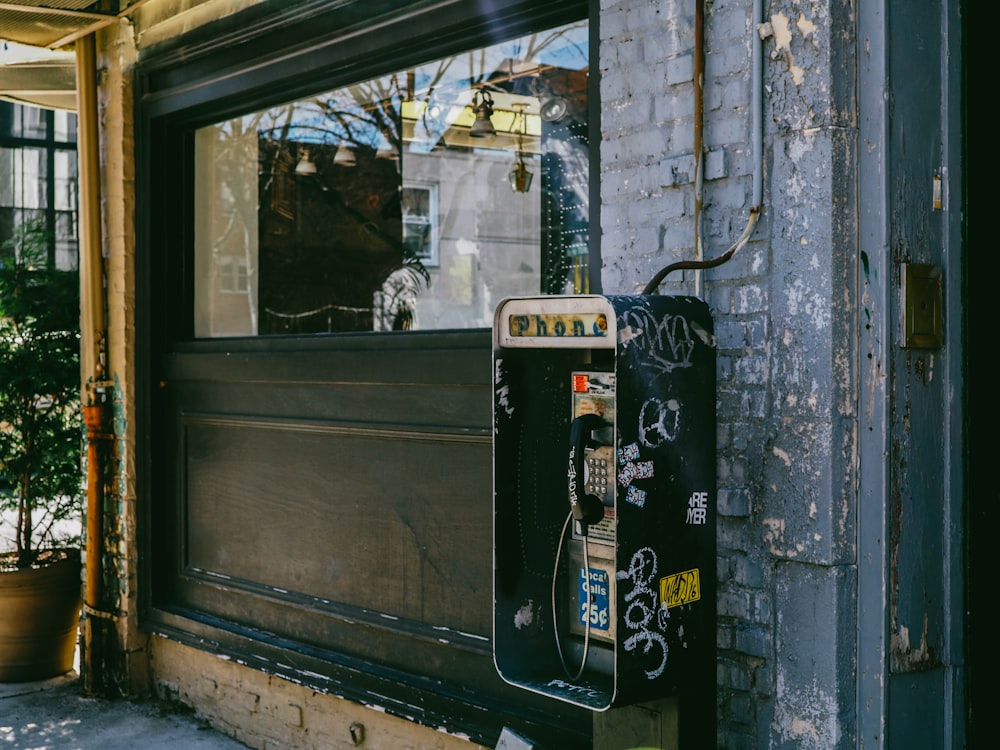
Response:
401,183,438,267
193,18,590,337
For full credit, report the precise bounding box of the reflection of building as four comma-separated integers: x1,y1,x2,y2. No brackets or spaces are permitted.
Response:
0,103,78,269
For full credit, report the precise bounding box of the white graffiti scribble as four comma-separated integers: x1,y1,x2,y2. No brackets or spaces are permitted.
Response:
639,397,681,448
616,547,669,679
545,679,604,700
514,600,535,629
494,359,514,417
618,308,697,374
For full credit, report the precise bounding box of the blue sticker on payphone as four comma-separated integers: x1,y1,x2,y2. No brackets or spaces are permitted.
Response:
579,567,611,632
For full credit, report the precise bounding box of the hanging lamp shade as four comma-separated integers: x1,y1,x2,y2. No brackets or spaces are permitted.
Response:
295,148,318,175
509,159,533,193
468,88,496,138
333,143,356,166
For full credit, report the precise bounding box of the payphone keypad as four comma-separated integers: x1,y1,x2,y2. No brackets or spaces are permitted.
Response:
585,445,615,504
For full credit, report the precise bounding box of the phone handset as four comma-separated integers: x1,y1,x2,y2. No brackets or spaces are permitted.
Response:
555,412,610,680
568,414,608,528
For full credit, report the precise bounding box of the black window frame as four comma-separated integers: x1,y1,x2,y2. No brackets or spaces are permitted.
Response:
135,1,599,745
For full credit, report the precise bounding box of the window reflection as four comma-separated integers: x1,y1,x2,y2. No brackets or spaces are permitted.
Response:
194,20,589,337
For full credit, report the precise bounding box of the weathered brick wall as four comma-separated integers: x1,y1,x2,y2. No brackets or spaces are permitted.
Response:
150,637,486,750
599,0,858,747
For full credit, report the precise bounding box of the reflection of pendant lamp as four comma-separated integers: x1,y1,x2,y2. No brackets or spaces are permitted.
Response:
539,96,568,122
508,102,533,193
509,159,533,193
294,148,317,176
333,142,356,167
469,88,496,138
530,73,569,122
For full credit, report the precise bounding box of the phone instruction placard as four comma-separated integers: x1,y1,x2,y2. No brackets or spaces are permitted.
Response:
579,566,611,632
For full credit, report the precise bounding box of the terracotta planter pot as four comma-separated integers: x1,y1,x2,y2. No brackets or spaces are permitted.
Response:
0,549,82,682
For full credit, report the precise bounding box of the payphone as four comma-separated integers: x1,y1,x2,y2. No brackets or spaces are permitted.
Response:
492,294,715,716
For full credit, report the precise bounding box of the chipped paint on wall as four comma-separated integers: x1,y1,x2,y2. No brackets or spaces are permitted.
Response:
891,611,936,670
763,517,804,558
773,673,843,749
772,446,792,467
770,13,806,85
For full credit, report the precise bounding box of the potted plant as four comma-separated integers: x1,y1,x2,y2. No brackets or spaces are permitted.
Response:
0,219,83,682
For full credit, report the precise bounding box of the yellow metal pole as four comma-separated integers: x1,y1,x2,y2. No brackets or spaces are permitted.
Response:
76,34,105,389
76,33,109,697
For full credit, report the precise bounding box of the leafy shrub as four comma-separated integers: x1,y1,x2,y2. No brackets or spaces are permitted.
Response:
0,219,82,569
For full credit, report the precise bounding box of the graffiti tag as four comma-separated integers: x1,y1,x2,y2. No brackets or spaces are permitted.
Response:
639,397,682,448
616,547,669,679
618,308,698,375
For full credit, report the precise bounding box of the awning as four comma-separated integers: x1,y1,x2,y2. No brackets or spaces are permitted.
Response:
0,1,121,50
0,2,131,111
0,41,76,110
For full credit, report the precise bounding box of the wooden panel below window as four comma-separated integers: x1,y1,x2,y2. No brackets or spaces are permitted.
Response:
183,416,492,635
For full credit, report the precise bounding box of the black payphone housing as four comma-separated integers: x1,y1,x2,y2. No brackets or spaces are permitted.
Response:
492,294,716,719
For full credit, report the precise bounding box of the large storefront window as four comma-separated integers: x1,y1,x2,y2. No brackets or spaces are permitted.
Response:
193,20,589,337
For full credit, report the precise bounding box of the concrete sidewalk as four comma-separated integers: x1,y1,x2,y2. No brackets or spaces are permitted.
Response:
0,671,249,749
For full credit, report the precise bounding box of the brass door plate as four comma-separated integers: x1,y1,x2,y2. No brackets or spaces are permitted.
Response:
901,263,942,349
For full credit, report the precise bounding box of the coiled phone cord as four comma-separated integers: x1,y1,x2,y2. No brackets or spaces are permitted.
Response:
551,510,593,681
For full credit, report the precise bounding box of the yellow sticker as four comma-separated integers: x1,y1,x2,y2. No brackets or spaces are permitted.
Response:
659,568,701,609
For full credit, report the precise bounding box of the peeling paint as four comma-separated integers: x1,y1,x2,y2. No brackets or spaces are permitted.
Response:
772,446,792,467
771,13,793,52
770,12,807,85
790,717,821,742
891,612,935,668
763,517,797,557
797,14,818,39
773,672,845,748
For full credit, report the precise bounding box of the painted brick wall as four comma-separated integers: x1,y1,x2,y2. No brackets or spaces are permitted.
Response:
599,0,858,748
151,637,487,750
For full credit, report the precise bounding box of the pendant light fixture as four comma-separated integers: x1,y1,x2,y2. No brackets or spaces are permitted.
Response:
469,87,496,138
508,102,533,193
333,142,356,167
294,147,318,176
